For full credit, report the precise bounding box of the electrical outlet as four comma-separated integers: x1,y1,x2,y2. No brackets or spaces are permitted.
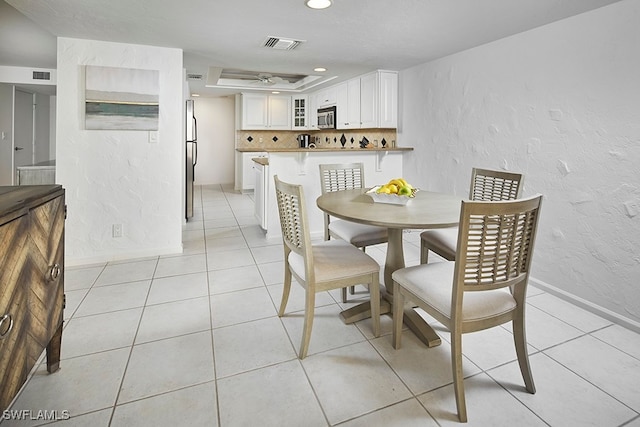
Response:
112,223,123,238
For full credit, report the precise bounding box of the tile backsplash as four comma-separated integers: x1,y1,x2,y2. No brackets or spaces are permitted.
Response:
236,129,397,149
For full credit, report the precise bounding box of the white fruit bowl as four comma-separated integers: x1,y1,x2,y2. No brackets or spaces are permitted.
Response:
366,186,417,205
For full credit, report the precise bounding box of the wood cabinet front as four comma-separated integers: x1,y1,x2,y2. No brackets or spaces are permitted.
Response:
0,186,65,411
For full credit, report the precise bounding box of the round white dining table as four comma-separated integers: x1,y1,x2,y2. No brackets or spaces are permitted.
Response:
316,187,462,347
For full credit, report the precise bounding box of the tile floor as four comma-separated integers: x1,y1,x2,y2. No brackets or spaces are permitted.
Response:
3,184,640,427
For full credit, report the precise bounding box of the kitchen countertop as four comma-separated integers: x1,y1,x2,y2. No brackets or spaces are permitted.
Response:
16,159,56,169
237,147,412,153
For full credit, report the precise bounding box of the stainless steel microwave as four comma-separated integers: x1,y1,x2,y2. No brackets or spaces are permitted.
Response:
317,106,336,129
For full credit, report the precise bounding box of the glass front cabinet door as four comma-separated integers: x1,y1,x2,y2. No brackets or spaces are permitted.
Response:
292,95,308,130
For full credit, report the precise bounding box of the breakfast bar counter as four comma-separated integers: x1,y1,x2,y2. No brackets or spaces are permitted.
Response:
250,149,408,240
237,147,413,153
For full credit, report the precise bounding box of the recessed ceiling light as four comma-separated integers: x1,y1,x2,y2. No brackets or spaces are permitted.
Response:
271,91,280,94
191,93,200,97
306,0,332,10
314,67,327,72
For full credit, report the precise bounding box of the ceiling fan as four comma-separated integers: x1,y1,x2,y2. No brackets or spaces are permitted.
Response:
251,73,288,86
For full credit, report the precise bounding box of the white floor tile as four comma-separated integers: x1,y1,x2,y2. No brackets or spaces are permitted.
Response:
206,247,255,270
281,304,368,357
210,286,276,329
10,349,130,422
208,264,265,295
592,324,640,360
302,341,412,425
213,317,296,378
135,297,211,344
154,253,207,278
544,334,640,412
146,272,209,305
74,280,151,317
111,382,218,427
339,398,438,427
418,372,547,426
489,352,637,426
62,308,142,359
528,292,613,333
504,304,584,350
94,259,157,286
372,330,482,395
64,266,104,291
118,331,215,404
217,360,326,427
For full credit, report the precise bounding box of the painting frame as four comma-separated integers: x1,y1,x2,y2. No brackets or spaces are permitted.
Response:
85,65,159,131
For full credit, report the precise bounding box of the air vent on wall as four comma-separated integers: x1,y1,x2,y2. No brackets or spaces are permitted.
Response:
262,37,304,50
187,73,204,80
32,71,51,80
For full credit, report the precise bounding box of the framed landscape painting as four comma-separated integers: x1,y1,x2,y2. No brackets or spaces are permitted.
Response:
85,65,159,130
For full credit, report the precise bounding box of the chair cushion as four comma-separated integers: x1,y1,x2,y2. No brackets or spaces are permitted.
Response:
392,262,516,322
329,219,388,247
288,240,379,283
420,228,458,253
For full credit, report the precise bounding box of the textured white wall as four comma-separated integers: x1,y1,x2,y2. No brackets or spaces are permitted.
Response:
399,0,640,326
56,38,184,265
193,97,236,185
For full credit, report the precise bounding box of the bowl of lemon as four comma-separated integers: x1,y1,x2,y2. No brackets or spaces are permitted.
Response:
366,178,418,205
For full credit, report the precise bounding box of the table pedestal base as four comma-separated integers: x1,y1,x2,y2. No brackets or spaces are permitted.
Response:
339,292,441,347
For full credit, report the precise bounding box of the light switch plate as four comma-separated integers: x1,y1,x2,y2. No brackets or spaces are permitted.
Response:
149,131,158,143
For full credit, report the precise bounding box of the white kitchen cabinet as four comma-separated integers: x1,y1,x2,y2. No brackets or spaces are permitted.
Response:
307,94,318,130
254,160,268,230
377,71,398,128
333,70,398,129
291,95,308,130
315,87,337,107
240,93,292,130
235,151,267,192
359,72,378,128
268,95,292,129
336,79,361,129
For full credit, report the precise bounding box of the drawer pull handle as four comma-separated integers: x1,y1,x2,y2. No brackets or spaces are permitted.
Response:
0,314,14,339
48,263,61,282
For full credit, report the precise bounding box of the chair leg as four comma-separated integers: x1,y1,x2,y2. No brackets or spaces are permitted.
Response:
513,312,536,394
451,330,467,422
420,240,430,264
370,276,381,337
278,267,292,316
341,287,348,303
392,281,404,349
299,290,316,359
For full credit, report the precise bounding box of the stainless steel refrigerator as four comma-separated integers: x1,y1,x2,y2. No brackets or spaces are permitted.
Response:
185,99,197,220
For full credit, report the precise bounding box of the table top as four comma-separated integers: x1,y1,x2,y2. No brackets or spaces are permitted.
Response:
316,188,462,229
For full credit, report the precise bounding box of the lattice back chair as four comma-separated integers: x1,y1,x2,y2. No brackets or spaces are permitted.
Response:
419,168,523,264
393,194,542,422
319,163,388,302
274,175,381,359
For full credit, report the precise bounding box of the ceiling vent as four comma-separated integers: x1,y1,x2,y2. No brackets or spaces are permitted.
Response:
262,37,304,51
187,73,204,80
32,71,51,80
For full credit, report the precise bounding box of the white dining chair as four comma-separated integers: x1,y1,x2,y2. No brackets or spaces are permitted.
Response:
393,194,543,422
420,167,523,264
274,175,381,359
319,163,387,302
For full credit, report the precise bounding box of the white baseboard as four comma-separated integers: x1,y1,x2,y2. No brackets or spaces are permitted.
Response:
66,245,183,267
530,277,640,334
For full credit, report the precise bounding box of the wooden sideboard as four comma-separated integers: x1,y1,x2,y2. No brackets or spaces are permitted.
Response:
0,185,65,411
